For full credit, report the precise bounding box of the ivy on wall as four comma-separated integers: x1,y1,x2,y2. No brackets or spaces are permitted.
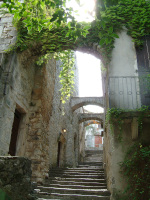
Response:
105,106,150,141
1,0,89,102
120,142,150,200
80,0,150,64
1,0,150,101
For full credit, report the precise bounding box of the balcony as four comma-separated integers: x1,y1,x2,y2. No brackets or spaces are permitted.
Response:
108,76,150,109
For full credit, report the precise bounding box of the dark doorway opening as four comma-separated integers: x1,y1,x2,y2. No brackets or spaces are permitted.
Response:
8,110,22,156
57,141,61,167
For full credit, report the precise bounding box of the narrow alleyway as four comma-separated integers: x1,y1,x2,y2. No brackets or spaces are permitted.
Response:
36,150,110,200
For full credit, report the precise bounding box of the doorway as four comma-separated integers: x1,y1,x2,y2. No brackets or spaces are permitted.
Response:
57,141,61,167
8,110,22,156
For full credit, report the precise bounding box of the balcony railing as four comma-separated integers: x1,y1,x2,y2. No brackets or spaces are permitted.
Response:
108,76,150,109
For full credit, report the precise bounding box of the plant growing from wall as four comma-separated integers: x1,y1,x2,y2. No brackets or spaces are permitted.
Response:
1,0,89,103
120,142,150,200
79,0,150,64
105,106,150,141
1,0,150,101
105,108,124,141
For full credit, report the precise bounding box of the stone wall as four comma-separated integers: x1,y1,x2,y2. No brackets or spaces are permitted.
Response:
78,122,85,162
0,52,57,182
48,59,82,169
0,52,35,156
0,156,36,200
103,114,150,200
25,58,56,182
0,13,17,52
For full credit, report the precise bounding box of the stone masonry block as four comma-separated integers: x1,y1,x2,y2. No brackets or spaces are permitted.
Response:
0,25,4,37
0,38,11,44
1,16,13,23
8,29,17,37
0,44,10,52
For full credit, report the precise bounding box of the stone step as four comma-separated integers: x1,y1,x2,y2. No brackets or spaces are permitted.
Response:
38,192,110,200
39,184,107,189
46,180,107,186
48,177,107,183
78,162,103,166
77,165,103,168
36,152,110,200
49,174,105,179
49,170,103,174
37,187,110,196
50,171,105,175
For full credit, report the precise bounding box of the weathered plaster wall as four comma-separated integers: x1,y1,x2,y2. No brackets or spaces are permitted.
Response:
104,116,150,200
103,30,150,199
110,30,138,77
108,30,141,109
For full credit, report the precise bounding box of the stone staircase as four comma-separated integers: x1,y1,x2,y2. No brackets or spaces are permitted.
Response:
36,150,110,200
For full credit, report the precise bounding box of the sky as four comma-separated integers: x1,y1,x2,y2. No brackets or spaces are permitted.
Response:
67,0,104,113
66,0,96,22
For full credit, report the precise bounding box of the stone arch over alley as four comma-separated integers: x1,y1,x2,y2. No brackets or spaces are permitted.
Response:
71,97,104,111
78,113,103,124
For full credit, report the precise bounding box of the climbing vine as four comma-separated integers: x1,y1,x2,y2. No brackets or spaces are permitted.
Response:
1,0,150,101
79,0,150,63
105,106,150,141
120,142,150,200
1,0,89,102
56,50,75,103
105,108,124,141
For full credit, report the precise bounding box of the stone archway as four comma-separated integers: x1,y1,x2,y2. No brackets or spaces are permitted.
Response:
78,113,104,124
71,97,104,111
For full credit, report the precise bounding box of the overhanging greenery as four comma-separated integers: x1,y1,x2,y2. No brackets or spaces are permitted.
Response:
1,0,150,101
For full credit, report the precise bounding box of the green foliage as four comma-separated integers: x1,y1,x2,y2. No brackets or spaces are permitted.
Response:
1,0,89,102
105,108,124,141
120,142,150,200
89,0,150,63
56,50,75,104
105,106,150,141
1,0,150,100
0,189,11,200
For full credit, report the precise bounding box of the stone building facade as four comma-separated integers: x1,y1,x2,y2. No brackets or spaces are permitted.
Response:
0,13,85,185
103,31,150,199
0,51,57,182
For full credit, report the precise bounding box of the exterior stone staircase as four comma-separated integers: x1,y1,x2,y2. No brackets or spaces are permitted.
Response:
36,150,110,200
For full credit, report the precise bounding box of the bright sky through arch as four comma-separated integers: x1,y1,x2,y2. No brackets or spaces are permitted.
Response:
66,0,96,22
67,0,104,113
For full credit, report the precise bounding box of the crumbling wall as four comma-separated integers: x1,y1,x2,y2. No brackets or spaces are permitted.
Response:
0,156,36,200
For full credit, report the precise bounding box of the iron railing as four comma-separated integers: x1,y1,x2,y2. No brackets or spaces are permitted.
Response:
108,76,150,109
